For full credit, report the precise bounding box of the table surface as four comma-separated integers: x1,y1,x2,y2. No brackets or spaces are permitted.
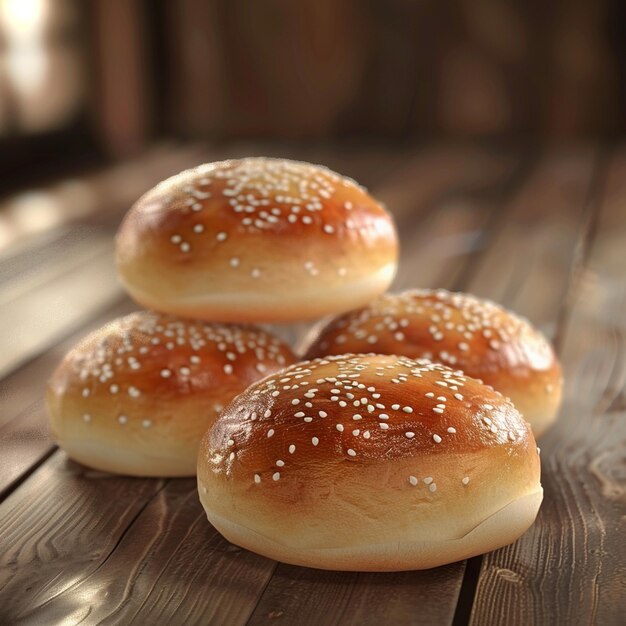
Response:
0,144,624,626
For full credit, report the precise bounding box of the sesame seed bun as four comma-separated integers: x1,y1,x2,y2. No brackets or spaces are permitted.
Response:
197,354,542,571
46,311,296,477
302,290,563,438
115,158,399,323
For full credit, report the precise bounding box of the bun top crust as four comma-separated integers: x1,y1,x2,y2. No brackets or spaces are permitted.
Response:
48,311,295,434
115,158,398,321
302,289,563,431
201,354,537,489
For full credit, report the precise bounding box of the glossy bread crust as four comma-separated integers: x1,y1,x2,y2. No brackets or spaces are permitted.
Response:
198,354,542,570
47,311,296,476
116,158,399,322
302,289,563,437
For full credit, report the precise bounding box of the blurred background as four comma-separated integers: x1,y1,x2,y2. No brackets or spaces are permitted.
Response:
0,0,624,249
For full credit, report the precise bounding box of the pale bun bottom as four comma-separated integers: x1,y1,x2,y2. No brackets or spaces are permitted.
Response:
57,438,196,477
200,489,543,571
120,264,396,324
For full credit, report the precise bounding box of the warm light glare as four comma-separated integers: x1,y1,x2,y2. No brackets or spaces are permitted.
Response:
0,0,48,41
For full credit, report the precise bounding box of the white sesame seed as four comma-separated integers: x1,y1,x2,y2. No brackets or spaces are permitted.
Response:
110,384,119,393
229,257,240,268
352,429,360,436
462,476,470,485
347,448,357,457
251,268,261,278
254,474,261,484
429,483,437,492
403,406,413,414
289,444,296,454
405,432,415,439
336,423,344,432
484,404,494,410
391,404,400,410
323,224,335,234
379,423,389,430
447,427,457,433
118,415,128,425
312,437,319,446
425,392,434,398
433,434,442,443
423,477,433,485
454,393,464,401
223,364,233,375
433,407,444,414
142,419,152,428
292,399,300,405
363,430,371,439
82,414,91,423
170,234,182,244
180,242,191,253
160,369,171,379
304,417,313,423
272,472,280,481
264,409,272,418
409,476,418,486
276,460,285,467
216,231,227,241
267,429,275,438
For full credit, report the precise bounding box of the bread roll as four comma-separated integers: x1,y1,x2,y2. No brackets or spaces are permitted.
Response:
198,354,542,571
47,311,296,476
302,289,562,437
116,158,398,323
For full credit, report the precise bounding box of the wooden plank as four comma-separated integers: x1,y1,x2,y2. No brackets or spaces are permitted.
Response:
0,465,275,625
469,149,625,625
246,151,530,626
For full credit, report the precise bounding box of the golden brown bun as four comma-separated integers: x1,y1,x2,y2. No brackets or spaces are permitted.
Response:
197,354,542,571
47,311,296,477
302,289,562,437
115,158,399,323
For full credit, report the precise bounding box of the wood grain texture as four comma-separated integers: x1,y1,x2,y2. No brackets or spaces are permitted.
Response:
468,149,626,625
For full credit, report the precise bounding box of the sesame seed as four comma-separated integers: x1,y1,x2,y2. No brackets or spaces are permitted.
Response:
318,410,327,418
193,224,204,233
403,406,413,413
229,257,240,268
170,234,182,244
291,399,300,405
405,432,415,439
347,448,357,457
423,477,433,485
312,437,319,446
160,369,171,378
110,384,119,393
336,423,344,432
409,476,418,486
272,472,280,481
142,419,152,428
216,232,227,241
251,268,261,278
462,476,470,485
223,364,233,375
254,474,261,483
276,460,285,467
433,434,442,443
484,404,494,410
180,242,191,253
429,483,437,492
118,415,128,425
289,444,296,454
82,414,91,422
454,393,464,401
379,423,389,430
391,404,400,410
267,429,275,438
264,409,272,418
323,224,335,234
352,414,362,421
447,427,457,433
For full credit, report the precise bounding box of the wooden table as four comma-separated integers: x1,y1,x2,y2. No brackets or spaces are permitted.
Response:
1,144,624,625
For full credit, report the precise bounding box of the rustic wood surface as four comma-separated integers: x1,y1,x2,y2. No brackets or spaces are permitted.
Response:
0,144,623,625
